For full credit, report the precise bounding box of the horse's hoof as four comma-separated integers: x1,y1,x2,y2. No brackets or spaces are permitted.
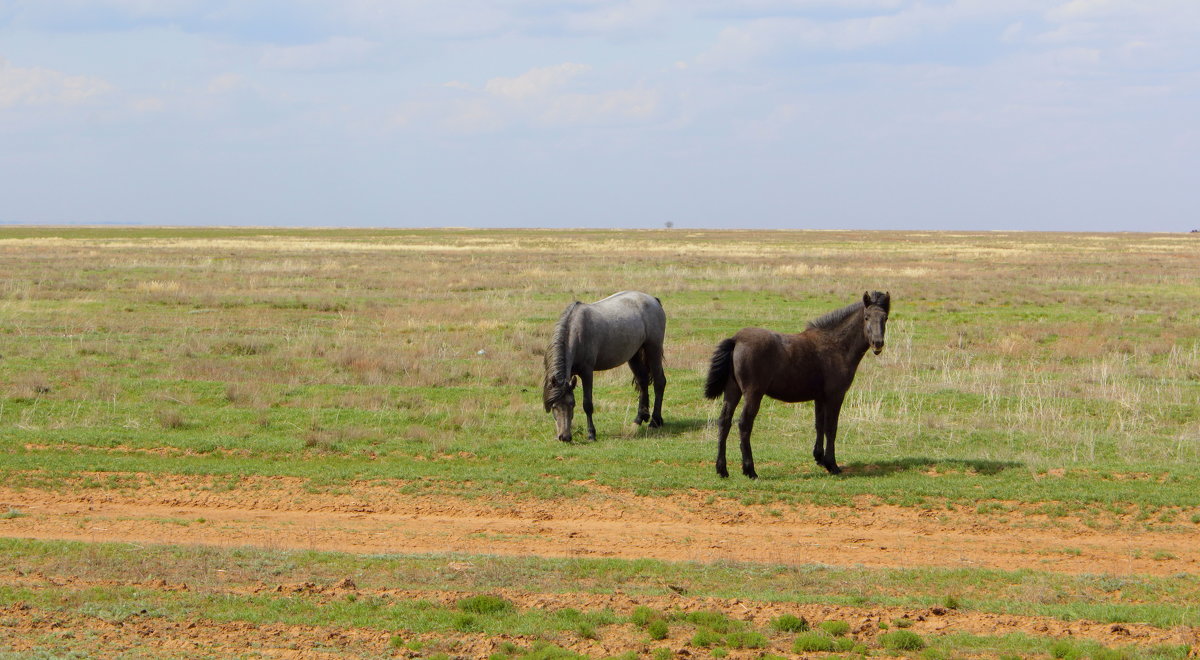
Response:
648,417,663,428
716,463,729,478
824,463,842,475
743,467,758,479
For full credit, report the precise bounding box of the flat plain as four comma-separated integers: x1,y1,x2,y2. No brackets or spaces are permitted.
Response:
1,227,1199,658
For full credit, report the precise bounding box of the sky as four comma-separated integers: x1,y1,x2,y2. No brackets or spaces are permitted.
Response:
1,1,1198,231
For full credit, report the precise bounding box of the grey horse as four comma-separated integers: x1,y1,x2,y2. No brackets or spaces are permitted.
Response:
542,291,667,442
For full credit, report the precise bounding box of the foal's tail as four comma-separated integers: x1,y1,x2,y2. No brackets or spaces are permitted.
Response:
704,338,736,400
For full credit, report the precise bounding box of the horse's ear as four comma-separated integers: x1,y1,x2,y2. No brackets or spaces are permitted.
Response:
883,291,891,313
862,291,871,307
569,376,578,390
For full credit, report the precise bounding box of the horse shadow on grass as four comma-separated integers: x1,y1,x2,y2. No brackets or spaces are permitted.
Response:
563,417,707,445
642,417,709,436
835,456,1022,478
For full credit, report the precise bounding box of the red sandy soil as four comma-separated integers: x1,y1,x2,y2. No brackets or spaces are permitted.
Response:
2,474,1199,657
1,474,1196,576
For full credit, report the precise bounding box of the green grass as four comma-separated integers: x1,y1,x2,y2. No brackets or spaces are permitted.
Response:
792,631,836,652
3,228,1200,656
3,228,1200,513
881,629,926,651
3,538,1198,629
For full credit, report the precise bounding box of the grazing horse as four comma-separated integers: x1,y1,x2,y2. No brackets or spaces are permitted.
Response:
543,291,667,442
704,291,890,477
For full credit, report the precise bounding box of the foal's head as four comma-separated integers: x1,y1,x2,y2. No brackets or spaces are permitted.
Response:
862,291,890,355
543,374,577,442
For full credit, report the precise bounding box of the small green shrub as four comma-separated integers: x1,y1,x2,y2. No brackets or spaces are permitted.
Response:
631,605,657,627
881,630,926,651
893,617,914,628
496,642,522,655
520,643,586,660
943,594,961,610
647,619,669,641
819,620,850,637
452,612,478,631
793,632,836,653
770,614,809,632
457,594,512,615
725,630,767,649
1088,648,1128,660
691,628,723,648
651,649,671,660
575,623,596,640
685,610,737,633
1050,640,1082,659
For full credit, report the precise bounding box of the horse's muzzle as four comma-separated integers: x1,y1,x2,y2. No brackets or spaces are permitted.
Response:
872,345,884,355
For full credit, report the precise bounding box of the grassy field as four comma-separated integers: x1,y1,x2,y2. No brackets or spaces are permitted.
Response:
2,227,1199,657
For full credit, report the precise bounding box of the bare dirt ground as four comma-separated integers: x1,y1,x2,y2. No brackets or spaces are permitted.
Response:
3,474,1200,657
2,577,1196,659
1,474,1197,576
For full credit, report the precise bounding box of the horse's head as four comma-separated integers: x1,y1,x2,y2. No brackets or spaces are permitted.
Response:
544,375,577,442
862,291,890,355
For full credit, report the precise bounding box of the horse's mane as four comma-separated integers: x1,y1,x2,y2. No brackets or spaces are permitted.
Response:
806,301,864,331
542,301,580,410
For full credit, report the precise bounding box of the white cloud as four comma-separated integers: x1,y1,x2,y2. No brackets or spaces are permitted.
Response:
485,63,591,100
0,58,113,109
206,73,247,95
542,87,660,125
259,36,378,71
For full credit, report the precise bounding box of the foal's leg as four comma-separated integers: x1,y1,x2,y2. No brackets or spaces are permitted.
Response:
627,354,651,425
812,399,827,466
580,369,597,442
737,390,765,479
715,386,741,478
646,343,666,428
821,394,844,474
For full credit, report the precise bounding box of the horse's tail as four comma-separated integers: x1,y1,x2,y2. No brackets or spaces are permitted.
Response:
704,338,736,400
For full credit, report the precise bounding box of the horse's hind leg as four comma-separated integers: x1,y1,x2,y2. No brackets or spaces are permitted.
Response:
715,386,741,478
737,390,764,479
627,353,651,425
645,344,666,428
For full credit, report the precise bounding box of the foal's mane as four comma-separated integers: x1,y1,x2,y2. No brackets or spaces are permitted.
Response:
806,301,864,331
542,301,581,410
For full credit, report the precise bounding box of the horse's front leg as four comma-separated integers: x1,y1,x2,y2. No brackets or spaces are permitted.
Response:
580,370,597,442
715,388,741,478
812,399,827,466
737,391,764,479
821,395,844,474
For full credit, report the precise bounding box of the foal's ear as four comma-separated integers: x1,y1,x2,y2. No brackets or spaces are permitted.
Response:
862,291,872,307
569,376,578,390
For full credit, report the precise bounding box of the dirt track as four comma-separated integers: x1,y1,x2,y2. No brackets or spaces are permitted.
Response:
2,474,1197,576
4,474,1200,657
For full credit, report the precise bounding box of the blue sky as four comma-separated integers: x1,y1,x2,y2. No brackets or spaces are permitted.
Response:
1,1,1197,231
